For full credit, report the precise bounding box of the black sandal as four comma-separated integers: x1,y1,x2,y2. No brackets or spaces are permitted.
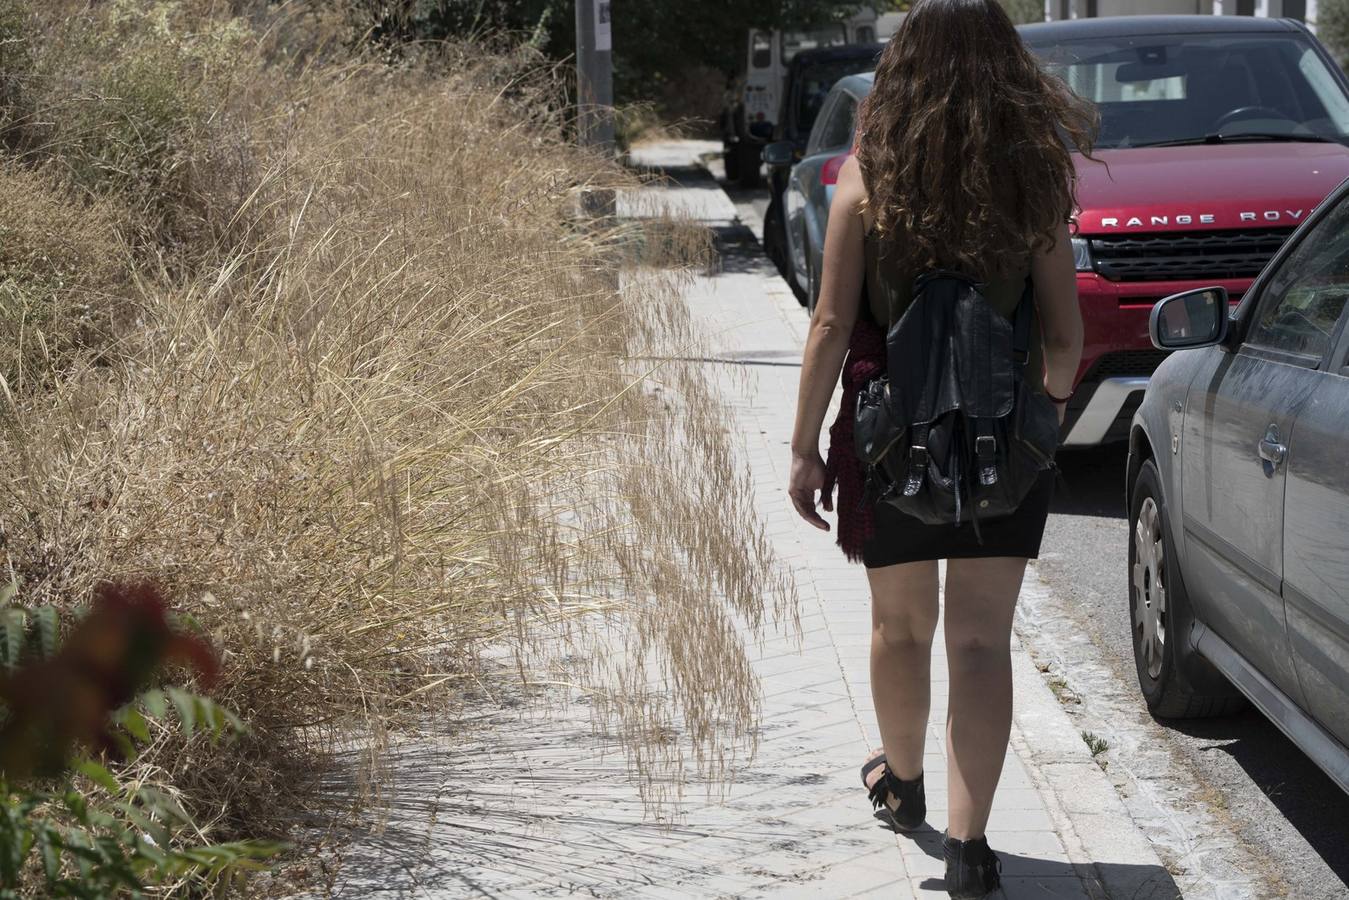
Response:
860,753,926,831
943,831,1002,899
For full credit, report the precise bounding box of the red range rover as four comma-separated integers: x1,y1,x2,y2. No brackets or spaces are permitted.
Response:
1021,17,1349,446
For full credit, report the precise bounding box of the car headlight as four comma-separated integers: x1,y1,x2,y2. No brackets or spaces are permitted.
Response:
1071,236,1093,272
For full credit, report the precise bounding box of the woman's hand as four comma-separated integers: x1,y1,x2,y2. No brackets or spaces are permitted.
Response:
789,451,833,531
1053,399,1067,426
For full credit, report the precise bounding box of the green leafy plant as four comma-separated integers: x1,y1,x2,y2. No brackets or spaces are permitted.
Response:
1320,0,1349,67
995,0,1044,24
0,583,285,897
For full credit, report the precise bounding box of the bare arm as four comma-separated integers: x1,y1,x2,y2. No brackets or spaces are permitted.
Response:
1030,223,1085,420
788,156,867,530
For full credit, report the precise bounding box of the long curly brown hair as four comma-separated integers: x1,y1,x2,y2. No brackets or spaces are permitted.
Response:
856,0,1097,278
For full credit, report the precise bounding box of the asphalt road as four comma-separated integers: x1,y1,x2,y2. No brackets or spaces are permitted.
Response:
717,165,1349,899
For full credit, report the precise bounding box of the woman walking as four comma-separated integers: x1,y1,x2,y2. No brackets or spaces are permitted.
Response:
787,1,1094,896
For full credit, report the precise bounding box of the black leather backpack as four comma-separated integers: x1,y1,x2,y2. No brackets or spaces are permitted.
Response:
852,271,1059,538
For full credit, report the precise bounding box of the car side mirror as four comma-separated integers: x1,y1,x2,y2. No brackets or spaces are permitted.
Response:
1150,287,1230,350
762,141,797,168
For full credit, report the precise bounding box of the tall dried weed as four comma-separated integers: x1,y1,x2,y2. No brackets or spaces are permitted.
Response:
0,0,796,870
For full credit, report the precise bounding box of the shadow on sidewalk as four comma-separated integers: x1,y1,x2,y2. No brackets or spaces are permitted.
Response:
895,821,1184,899
630,154,787,281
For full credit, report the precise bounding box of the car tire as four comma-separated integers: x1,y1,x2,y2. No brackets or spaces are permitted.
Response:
1129,459,1249,719
782,217,807,305
764,190,794,284
737,143,762,189
806,245,821,315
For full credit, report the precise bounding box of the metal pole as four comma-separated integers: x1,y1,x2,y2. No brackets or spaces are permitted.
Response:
575,0,614,151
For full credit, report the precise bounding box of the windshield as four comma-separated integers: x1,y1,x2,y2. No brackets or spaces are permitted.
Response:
796,58,876,133
782,25,848,64
1029,34,1349,149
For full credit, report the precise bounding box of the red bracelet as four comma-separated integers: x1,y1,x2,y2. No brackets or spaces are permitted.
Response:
1045,388,1073,404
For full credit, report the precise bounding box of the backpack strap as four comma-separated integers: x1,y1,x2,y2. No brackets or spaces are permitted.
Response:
902,422,930,498
1012,277,1034,368
975,418,998,486
971,277,1032,490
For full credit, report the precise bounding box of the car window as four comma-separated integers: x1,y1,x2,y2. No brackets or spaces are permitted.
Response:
1247,198,1349,359
781,25,848,64
1030,35,1349,149
751,31,772,69
816,93,857,152
795,58,875,135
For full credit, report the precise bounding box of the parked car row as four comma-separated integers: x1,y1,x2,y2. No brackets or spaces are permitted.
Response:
718,10,901,189
764,14,1349,796
774,16,1349,450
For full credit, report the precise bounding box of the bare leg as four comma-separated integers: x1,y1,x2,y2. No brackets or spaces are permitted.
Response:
943,556,1028,840
863,560,940,795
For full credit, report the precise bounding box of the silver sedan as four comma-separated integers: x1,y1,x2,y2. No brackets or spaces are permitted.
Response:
1129,175,1349,795
765,73,872,314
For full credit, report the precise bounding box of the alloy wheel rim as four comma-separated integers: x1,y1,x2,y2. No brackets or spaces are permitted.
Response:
1132,496,1168,681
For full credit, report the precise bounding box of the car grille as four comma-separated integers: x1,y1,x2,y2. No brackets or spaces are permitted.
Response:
1089,228,1294,282
1082,350,1171,382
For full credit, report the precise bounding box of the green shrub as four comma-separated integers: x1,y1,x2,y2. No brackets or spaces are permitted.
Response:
998,0,1045,24
3,0,257,254
0,587,284,896
1319,0,1349,65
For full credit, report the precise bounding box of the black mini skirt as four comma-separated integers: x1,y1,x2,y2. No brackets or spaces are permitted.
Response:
861,470,1055,569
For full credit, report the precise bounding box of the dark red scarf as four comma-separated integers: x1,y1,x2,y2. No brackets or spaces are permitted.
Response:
823,315,886,562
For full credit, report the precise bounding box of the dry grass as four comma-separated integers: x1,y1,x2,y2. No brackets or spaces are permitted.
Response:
0,0,795,887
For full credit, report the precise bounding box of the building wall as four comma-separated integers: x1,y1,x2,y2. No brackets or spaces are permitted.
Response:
1046,0,1316,30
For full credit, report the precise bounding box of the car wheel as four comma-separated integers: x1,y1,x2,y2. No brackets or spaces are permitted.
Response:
783,215,808,305
1129,458,1248,719
806,246,821,315
764,191,787,274
737,143,762,188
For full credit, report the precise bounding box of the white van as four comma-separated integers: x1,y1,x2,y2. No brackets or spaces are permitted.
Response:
721,10,903,187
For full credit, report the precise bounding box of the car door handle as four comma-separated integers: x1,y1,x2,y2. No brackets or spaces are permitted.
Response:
1258,424,1287,474
1258,438,1286,465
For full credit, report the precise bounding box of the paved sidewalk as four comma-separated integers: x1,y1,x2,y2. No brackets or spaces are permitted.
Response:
317,142,1177,899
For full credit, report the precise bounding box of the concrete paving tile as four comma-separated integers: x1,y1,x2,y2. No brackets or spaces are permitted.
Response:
780,797,889,832
997,852,1078,879
1000,875,1093,898
758,860,904,898
988,788,1049,812
845,884,918,900
896,845,945,879
760,678,853,701
909,874,952,897
982,829,1070,860
985,804,1054,832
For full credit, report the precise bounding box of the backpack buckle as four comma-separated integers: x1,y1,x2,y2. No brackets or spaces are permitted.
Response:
975,436,998,486
903,444,929,497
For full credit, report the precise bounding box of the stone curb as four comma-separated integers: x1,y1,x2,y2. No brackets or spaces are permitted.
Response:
1013,577,1176,900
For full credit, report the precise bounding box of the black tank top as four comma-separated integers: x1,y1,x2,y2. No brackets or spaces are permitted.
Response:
861,231,1045,393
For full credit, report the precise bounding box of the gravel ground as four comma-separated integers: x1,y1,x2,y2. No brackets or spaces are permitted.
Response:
715,158,1349,900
